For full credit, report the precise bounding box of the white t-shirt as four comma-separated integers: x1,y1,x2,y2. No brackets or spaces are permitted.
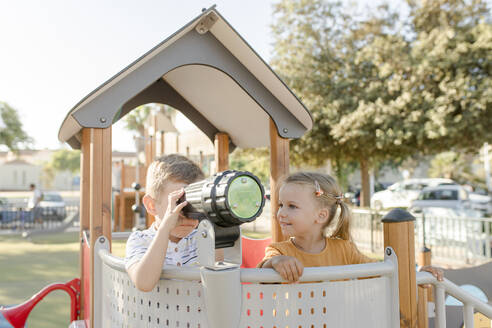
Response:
28,188,42,209
124,223,198,271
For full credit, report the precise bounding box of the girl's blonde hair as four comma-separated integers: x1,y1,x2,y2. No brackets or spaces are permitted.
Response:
281,172,352,240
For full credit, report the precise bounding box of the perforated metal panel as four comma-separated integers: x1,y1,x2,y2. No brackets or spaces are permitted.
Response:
240,278,392,328
95,241,399,328
102,264,207,328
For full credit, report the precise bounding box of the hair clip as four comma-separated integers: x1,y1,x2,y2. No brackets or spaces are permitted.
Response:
314,180,324,197
334,194,343,205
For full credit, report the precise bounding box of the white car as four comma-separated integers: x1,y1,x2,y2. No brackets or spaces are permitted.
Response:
410,185,471,213
39,192,66,220
469,192,492,216
370,178,456,210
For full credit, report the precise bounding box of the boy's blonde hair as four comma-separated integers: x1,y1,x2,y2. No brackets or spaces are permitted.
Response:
281,172,352,240
145,154,204,200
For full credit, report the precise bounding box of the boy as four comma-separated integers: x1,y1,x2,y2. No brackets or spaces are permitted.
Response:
125,154,204,292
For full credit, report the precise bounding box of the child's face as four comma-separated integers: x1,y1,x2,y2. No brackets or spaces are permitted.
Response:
277,183,322,238
155,180,199,240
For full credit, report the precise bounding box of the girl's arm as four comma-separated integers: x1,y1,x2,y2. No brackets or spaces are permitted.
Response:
419,265,444,281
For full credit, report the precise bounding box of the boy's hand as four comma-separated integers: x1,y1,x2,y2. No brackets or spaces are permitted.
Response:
271,255,304,283
419,265,444,281
159,189,188,232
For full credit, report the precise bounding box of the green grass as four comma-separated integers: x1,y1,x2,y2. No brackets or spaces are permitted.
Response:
0,232,126,328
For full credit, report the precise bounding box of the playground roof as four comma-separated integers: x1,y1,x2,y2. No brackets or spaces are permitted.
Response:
58,6,313,150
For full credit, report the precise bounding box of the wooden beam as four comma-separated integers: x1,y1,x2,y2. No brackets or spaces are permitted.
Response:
269,119,289,242
417,286,429,328
79,128,91,320
418,247,434,302
383,211,417,328
89,127,112,327
119,160,126,232
159,131,165,156
214,133,229,172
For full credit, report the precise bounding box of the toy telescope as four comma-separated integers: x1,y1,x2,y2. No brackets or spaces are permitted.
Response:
178,170,265,249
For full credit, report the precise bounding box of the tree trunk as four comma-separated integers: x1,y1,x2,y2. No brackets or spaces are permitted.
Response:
360,159,371,208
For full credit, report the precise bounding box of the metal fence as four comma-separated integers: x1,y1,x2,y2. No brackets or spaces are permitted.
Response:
351,208,492,264
0,201,79,231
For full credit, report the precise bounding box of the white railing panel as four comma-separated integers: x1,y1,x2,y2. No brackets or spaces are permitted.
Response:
103,267,207,328
240,277,393,328
97,239,399,328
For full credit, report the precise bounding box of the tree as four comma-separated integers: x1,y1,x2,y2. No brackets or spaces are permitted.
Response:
401,0,492,153
271,0,492,206
41,149,81,189
230,148,271,186
49,149,81,173
124,104,175,153
0,101,32,150
271,0,412,206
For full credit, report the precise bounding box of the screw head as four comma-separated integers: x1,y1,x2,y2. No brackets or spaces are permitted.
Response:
386,248,392,256
99,236,105,243
282,128,288,133
241,177,247,183
99,117,107,123
201,231,207,238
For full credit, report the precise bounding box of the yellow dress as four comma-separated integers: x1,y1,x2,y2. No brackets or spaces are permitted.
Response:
257,237,374,268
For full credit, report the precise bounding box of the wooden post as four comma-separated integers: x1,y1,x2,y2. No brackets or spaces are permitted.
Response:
269,119,289,242
89,127,112,326
417,286,429,328
119,160,126,232
382,209,417,328
79,128,91,319
418,247,433,302
214,133,229,172
160,131,165,156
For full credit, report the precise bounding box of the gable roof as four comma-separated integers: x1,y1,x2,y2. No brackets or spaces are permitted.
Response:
58,6,312,150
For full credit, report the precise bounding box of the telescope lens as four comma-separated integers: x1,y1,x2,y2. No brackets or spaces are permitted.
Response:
227,175,263,219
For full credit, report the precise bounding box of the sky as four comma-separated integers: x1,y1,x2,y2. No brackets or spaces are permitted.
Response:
0,0,400,152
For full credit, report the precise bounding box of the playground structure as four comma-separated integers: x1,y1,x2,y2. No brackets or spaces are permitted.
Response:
1,6,492,328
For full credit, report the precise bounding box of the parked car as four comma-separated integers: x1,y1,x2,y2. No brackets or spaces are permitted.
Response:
39,192,66,220
409,185,471,213
469,191,492,216
350,182,391,207
370,178,457,210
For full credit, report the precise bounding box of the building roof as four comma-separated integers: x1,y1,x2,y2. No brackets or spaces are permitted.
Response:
58,6,312,151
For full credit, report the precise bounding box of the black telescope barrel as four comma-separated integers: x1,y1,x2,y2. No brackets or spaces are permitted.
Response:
178,170,265,227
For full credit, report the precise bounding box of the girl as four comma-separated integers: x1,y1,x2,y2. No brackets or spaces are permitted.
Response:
258,172,443,283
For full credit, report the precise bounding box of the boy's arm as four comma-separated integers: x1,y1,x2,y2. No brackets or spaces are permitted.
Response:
127,225,173,292
127,189,187,292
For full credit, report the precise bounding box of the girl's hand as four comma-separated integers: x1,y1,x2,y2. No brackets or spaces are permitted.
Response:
159,189,188,232
419,265,444,282
271,255,304,282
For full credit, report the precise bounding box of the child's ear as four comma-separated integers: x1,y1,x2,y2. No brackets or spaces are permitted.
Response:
316,208,329,225
142,194,158,216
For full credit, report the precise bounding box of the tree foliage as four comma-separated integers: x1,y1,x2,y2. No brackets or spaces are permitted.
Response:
49,149,81,173
270,0,492,204
0,101,32,150
230,148,271,185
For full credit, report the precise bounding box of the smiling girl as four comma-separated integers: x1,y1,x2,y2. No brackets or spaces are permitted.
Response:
258,172,443,283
